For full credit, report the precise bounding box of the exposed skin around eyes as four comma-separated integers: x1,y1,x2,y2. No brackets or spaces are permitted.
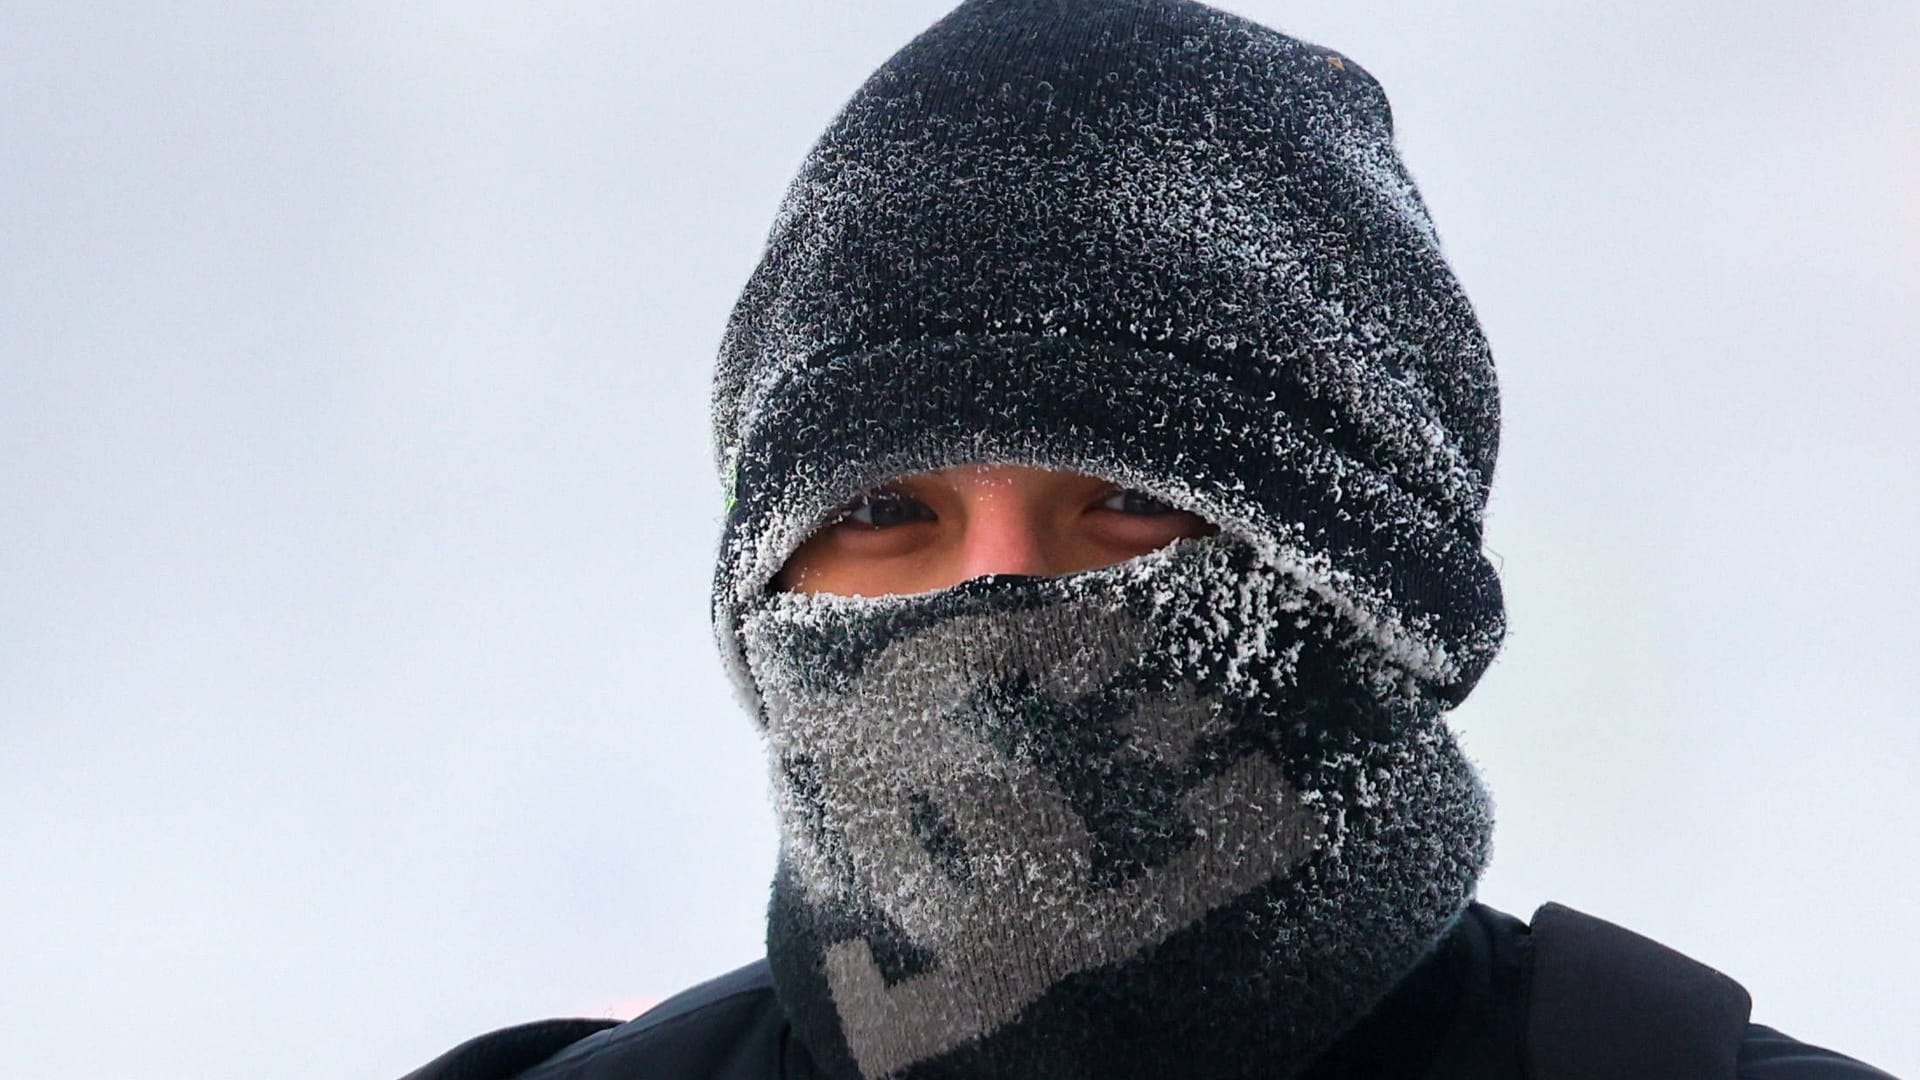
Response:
775,463,1219,597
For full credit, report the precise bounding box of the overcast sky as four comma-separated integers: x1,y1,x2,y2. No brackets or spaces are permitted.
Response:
3,2,1916,1078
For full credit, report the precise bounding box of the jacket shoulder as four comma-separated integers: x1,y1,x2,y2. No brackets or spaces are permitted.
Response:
402,960,789,1080
516,960,788,1080
1513,903,1894,1080
1738,1024,1900,1079
1525,901,1753,1080
399,1018,621,1080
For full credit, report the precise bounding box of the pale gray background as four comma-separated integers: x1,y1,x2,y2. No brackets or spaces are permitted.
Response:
3,2,1915,1078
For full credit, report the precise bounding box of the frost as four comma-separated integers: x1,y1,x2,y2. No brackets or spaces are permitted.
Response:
709,0,1507,1073
744,533,1491,1077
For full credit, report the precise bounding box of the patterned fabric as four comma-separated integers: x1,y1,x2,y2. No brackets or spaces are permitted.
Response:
744,540,1491,1078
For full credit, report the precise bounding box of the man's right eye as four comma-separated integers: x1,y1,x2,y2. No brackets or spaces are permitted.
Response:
840,491,936,529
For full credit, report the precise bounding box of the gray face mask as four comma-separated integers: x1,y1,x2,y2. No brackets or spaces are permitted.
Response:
740,536,1492,1080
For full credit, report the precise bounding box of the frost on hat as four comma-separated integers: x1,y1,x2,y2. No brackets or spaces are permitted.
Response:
710,0,1505,713
708,1,1508,1077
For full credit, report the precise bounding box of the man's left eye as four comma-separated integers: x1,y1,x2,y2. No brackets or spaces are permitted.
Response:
1098,489,1176,516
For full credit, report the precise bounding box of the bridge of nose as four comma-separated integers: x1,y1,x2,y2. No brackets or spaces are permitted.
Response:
947,474,1064,581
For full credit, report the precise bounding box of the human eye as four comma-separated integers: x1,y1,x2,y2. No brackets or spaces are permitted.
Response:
1096,488,1178,516
838,489,936,529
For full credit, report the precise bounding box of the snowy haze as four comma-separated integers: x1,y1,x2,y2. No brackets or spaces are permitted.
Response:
2,2,1915,1078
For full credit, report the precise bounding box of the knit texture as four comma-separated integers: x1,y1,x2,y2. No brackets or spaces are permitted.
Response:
709,0,1509,1076
744,538,1492,1079
711,0,1504,714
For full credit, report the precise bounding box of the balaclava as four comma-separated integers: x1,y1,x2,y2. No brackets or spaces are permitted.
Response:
709,2,1506,1078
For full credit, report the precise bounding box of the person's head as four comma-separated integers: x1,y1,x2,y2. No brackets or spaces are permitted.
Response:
707,1,1505,1077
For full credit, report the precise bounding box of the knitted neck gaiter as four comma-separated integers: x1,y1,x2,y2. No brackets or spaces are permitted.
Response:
740,537,1491,1080
709,0,1511,1076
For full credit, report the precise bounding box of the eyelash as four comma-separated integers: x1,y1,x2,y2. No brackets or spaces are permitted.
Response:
839,491,935,528
1097,489,1176,516
835,487,1177,528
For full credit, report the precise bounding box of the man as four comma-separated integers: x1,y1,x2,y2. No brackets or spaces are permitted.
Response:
406,1,1893,1076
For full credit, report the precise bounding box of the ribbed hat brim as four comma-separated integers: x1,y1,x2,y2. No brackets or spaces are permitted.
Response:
712,331,1504,715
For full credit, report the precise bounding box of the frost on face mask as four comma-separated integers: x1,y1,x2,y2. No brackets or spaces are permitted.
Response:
742,537,1491,1080
708,0,1512,1075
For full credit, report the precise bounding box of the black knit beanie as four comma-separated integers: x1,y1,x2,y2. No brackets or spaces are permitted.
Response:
710,1,1506,1077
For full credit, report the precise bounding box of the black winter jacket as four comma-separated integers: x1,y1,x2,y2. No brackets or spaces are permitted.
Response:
403,904,1894,1080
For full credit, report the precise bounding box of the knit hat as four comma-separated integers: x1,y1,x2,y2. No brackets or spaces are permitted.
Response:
711,0,1505,710
709,1,1507,1076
